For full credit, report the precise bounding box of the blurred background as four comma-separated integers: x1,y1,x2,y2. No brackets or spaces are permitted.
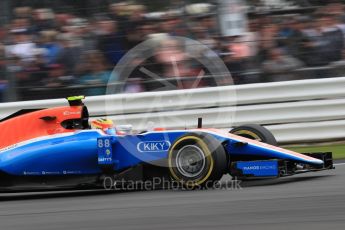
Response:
1,0,345,102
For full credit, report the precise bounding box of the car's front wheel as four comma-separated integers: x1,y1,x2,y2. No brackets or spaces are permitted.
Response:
168,133,227,189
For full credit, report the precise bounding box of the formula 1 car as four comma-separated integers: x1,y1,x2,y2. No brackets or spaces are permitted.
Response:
0,96,334,191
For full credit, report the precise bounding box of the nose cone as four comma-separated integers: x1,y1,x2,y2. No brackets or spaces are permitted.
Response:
230,139,324,165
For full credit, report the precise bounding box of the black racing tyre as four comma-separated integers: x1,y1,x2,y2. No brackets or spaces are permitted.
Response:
230,124,278,146
168,133,227,189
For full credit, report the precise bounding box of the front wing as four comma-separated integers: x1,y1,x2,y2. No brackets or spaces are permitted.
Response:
230,152,334,179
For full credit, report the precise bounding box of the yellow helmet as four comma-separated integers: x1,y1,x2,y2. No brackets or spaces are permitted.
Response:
91,118,114,130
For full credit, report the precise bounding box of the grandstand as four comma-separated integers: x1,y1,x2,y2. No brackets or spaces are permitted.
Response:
1,0,345,102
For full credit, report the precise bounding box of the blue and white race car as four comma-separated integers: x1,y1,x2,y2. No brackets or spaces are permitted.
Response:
0,97,333,191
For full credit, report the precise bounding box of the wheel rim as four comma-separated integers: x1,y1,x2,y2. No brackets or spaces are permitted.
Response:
175,145,206,178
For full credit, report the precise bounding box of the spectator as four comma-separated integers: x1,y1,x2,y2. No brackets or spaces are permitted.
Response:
108,2,129,36
262,48,304,82
257,23,279,63
188,26,216,58
43,64,66,87
154,38,204,89
56,33,82,76
298,16,329,66
38,30,61,65
77,51,114,96
320,15,344,63
69,18,98,52
222,36,253,84
6,28,36,63
13,7,32,19
96,18,126,66
277,17,305,57
26,48,49,87
336,14,345,44
243,18,261,63
55,13,73,31
125,4,147,48
199,14,218,37
30,8,56,33
0,44,7,102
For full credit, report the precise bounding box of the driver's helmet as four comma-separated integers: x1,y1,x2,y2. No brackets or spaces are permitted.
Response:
91,118,114,131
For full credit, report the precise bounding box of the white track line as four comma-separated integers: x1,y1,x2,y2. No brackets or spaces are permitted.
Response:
334,163,345,166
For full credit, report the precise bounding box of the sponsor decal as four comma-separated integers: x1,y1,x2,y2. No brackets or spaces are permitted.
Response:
63,111,81,116
243,165,276,170
237,160,279,177
24,171,61,176
43,171,61,175
137,141,171,153
98,157,112,163
23,171,40,176
97,137,113,165
63,170,82,175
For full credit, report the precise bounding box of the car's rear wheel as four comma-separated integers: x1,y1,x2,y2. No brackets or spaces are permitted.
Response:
230,124,277,146
168,133,227,189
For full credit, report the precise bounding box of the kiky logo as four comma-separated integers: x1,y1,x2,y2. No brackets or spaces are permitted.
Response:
137,141,171,153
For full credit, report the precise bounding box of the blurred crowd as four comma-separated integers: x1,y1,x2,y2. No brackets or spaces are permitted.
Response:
2,2,345,102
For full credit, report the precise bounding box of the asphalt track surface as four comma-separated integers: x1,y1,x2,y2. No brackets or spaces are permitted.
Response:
1,164,345,230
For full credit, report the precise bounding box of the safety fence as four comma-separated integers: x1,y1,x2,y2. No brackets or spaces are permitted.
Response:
1,76,345,144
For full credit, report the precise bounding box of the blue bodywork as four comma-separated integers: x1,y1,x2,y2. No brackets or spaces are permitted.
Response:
0,129,324,177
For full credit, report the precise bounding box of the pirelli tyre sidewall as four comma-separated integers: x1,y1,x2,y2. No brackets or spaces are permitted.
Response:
230,124,278,146
168,133,227,189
